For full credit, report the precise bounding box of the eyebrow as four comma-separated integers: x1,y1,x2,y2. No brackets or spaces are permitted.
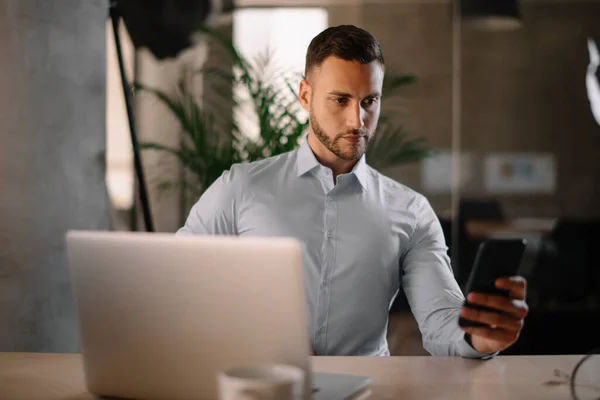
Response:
328,91,381,98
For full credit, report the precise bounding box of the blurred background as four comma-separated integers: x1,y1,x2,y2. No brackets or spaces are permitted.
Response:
1,0,599,356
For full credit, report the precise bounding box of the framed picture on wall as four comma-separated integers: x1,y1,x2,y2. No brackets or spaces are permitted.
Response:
483,153,556,194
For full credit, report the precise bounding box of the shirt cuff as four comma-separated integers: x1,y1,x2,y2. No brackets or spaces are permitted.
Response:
456,336,499,359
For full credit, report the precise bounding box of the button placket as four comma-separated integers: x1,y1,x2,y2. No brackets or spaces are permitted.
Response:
315,192,337,353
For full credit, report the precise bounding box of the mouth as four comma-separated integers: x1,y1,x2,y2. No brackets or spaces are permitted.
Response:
342,135,363,144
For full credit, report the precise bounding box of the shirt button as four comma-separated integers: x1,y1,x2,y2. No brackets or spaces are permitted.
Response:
326,231,333,239
317,327,325,334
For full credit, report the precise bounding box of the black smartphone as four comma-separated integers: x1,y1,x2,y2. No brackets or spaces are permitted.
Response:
458,238,527,328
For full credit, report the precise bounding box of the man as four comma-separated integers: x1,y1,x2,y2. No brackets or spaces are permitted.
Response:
177,25,528,358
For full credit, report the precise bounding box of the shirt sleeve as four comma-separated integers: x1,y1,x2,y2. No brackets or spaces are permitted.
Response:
175,165,243,236
401,195,497,359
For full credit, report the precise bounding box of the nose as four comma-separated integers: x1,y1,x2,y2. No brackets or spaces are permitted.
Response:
346,102,365,131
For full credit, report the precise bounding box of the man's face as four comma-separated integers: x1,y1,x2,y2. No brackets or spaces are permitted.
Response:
299,56,384,161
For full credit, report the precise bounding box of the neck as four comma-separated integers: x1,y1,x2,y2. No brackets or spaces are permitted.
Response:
306,133,357,179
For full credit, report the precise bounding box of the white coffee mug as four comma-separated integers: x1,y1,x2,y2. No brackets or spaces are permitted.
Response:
217,363,305,400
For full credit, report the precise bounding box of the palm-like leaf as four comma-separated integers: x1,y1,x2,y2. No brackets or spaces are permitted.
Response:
382,74,417,97
367,120,437,170
134,76,233,194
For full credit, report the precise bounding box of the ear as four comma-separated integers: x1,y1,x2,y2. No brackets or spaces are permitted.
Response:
299,79,311,112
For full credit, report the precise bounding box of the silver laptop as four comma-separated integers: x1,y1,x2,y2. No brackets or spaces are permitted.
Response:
66,231,370,400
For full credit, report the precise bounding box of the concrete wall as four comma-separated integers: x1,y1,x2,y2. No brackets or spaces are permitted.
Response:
329,1,600,218
0,1,109,352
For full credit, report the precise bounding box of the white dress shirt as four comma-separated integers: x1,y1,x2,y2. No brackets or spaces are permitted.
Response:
177,140,494,358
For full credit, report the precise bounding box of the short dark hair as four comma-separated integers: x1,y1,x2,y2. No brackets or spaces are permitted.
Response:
305,25,384,77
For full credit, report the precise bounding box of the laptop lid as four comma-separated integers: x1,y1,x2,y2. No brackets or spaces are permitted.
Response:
66,231,312,400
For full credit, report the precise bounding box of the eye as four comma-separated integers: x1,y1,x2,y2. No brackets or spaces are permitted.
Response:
362,97,378,107
334,97,348,105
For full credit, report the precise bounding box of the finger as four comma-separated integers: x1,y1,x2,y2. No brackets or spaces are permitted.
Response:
460,307,523,332
462,326,519,344
466,292,529,319
495,276,527,300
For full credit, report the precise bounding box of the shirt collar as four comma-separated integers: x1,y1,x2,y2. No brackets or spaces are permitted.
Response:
296,139,321,177
296,139,369,191
350,153,369,191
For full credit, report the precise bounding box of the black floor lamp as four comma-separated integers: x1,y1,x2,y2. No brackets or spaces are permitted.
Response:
107,0,234,232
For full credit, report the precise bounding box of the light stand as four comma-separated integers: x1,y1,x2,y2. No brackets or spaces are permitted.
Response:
109,1,154,232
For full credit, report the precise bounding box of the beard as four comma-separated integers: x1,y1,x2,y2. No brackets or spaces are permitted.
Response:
309,106,374,162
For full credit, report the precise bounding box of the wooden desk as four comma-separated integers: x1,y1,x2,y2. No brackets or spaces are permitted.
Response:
465,218,556,240
0,352,585,400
